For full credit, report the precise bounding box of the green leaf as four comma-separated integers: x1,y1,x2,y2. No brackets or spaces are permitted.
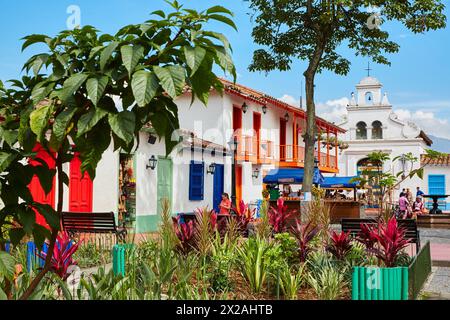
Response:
183,46,206,76
0,152,16,172
151,10,166,18
86,76,109,106
34,165,56,195
18,206,36,234
108,111,135,144
21,34,51,52
30,104,52,142
9,228,25,247
0,251,15,281
214,46,236,80
100,41,119,70
206,5,233,16
0,287,7,300
59,73,89,102
131,71,159,107
120,45,144,77
52,106,77,149
32,54,49,76
153,65,186,98
207,14,237,31
31,82,53,105
32,224,51,250
77,108,108,137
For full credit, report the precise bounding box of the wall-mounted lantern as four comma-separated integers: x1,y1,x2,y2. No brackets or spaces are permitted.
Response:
146,155,158,170
262,104,267,114
252,167,260,179
242,102,249,114
284,112,290,122
207,162,216,175
148,133,157,145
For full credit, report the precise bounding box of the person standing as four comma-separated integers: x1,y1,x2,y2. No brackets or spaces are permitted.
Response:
219,193,232,215
406,188,413,204
416,186,425,198
399,188,406,198
398,193,410,219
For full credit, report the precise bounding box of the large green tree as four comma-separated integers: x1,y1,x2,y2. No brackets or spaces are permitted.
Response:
0,0,236,299
247,0,446,193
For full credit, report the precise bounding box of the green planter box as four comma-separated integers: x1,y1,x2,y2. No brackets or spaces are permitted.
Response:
352,241,432,300
352,266,409,300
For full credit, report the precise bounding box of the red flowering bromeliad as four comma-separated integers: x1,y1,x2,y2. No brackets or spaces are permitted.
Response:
292,220,319,262
38,231,80,280
268,198,297,234
326,230,353,261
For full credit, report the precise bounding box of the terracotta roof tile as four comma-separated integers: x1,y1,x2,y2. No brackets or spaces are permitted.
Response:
421,153,450,166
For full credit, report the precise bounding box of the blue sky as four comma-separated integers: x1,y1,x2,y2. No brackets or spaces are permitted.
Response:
1,0,450,138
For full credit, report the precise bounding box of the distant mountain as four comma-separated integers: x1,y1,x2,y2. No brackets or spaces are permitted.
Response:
429,135,450,153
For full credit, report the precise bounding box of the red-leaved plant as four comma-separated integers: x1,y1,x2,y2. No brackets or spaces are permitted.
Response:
268,198,297,234
372,217,410,267
232,200,255,236
172,216,196,254
357,223,379,252
38,231,80,280
292,220,319,262
326,230,353,260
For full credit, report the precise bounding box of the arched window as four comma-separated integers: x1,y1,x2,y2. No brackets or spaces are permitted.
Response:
356,122,367,140
372,121,383,139
365,92,374,105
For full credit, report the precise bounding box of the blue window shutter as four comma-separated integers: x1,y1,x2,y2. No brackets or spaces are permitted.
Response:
189,161,204,200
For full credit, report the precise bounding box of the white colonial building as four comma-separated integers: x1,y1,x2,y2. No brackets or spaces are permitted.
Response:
337,76,435,204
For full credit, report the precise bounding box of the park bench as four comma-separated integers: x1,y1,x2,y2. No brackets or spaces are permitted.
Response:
341,218,421,254
62,211,127,244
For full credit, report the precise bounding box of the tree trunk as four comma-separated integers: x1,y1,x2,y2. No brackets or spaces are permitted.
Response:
19,150,64,300
302,72,317,193
302,42,326,193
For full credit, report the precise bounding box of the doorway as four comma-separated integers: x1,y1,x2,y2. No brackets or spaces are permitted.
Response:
213,164,225,212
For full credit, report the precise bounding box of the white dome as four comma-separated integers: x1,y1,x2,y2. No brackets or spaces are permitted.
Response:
358,76,381,86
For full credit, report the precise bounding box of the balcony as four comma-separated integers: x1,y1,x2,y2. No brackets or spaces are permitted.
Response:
234,135,339,173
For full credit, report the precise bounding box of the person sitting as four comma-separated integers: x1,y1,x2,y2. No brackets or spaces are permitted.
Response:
412,196,426,218
219,193,231,215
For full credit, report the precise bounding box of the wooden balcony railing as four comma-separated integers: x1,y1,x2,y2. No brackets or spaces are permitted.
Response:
235,136,338,172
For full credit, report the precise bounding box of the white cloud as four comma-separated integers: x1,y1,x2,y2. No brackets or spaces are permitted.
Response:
395,108,450,139
280,94,350,124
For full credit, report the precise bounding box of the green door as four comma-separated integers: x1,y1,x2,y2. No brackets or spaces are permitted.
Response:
157,157,173,216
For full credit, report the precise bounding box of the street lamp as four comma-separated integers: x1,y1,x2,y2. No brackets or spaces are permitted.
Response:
228,136,239,208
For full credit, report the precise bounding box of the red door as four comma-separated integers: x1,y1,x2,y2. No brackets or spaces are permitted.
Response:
235,165,242,207
233,106,242,132
279,118,287,160
69,154,93,212
253,112,261,159
28,144,56,226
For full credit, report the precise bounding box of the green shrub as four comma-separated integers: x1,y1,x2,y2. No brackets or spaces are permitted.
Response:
274,232,299,266
307,265,346,300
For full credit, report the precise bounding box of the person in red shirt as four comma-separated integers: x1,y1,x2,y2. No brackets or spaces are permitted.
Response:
219,193,232,215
